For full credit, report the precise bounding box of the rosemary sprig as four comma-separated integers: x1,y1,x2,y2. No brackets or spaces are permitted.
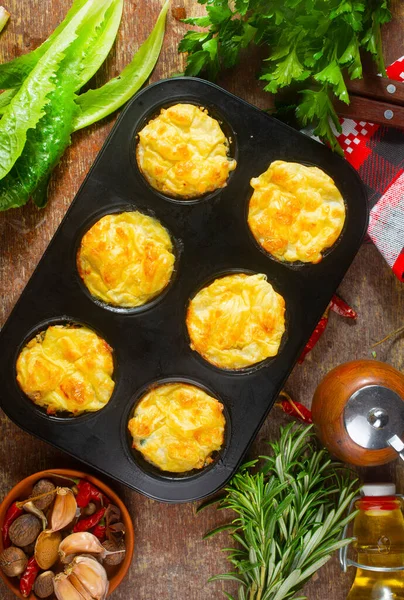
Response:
206,424,358,600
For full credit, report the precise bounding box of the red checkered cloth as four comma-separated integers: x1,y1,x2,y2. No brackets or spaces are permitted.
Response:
336,57,404,281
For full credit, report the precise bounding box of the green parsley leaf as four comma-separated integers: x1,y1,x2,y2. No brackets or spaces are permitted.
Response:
314,60,349,103
261,49,310,94
297,87,343,155
184,50,211,76
179,0,391,153
178,31,210,54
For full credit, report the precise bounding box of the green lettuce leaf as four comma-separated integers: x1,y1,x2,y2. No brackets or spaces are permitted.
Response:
77,0,123,89
0,0,119,209
0,0,88,89
0,0,105,182
73,0,169,131
0,88,18,115
0,0,123,117
0,77,77,210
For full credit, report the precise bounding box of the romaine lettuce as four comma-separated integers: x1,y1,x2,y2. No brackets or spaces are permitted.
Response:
0,0,107,181
73,0,169,131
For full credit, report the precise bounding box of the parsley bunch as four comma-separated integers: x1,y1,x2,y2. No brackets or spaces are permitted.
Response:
179,0,391,154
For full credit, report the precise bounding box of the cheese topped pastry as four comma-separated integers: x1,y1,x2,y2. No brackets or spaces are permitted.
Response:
248,160,346,263
77,211,175,308
186,273,285,370
16,325,115,415
136,103,236,199
128,383,225,473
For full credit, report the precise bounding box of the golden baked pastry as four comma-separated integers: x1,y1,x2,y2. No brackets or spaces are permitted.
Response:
136,103,236,199
128,383,225,473
248,160,346,263
186,273,285,370
16,325,115,415
77,212,175,308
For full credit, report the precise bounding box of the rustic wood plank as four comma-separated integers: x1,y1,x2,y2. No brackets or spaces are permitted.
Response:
0,2,403,599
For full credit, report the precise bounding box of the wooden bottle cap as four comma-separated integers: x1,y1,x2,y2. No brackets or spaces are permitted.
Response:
312,360,404,466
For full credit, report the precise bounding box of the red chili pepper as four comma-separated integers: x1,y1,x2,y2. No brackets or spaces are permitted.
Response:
76,480,92,508
330,294,357,319
276,391,312,424
20,557,40,598
92,522,106,542
298,310,329,364
76,480,110,508
2,502,24,548
73,507,106,533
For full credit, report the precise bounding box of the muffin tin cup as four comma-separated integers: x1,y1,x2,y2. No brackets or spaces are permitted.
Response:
0,77,368,503
12,316,119,423
132,100,238,205
184,268,290,376
74,203,182,314
124,376,231,481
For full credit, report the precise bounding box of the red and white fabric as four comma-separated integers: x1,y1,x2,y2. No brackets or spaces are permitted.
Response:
335,57,404,281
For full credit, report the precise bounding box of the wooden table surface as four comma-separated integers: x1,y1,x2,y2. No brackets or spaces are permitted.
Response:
0,1,403,599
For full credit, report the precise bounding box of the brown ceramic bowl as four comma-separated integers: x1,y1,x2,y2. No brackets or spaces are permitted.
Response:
0,468,134,599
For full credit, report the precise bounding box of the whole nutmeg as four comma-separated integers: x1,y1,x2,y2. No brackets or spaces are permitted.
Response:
9,514,42,547
31,479,56,511
102,540,126,566
34,570,55,598
0,547,28,577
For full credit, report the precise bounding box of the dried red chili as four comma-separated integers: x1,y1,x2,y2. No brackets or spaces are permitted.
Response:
92,522,106,542
76,480,110,508
73,507,106,533
298,310,329,364
2,502,24,548
298,295,357,364
20,556,40,597
276,391,313,424
330,294,357,319
75,480,92,508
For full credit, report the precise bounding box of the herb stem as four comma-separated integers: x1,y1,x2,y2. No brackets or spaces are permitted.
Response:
256,565,265,600
372,325,404,348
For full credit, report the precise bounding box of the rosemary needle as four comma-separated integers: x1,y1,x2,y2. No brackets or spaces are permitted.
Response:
204,424,358,600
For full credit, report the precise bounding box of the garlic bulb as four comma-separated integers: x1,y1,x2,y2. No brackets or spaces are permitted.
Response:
50,488,77,532
59,532,106,563
71,556,109,599
54,556,109,600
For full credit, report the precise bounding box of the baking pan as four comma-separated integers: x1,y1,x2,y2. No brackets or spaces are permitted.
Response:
0,77,368,502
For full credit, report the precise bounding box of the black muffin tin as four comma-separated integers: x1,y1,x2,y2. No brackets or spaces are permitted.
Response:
0,78,368,502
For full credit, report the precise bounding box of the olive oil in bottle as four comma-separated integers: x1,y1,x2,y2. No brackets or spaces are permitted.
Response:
347,484,404,599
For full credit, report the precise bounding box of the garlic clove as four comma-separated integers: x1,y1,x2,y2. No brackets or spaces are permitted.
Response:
50,488,77,532
54,574,86,600
35,530,62,570
59,532,106,563
70,556,109,600
68,573,94,600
